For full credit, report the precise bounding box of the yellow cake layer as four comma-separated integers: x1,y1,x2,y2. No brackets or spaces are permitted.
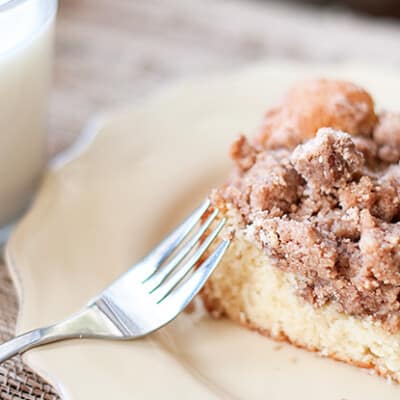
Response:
202,218,400,382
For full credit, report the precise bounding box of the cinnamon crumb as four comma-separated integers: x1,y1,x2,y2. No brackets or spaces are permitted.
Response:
214,79,400,332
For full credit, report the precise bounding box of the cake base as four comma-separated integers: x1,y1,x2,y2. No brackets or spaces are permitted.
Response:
201,225,400,383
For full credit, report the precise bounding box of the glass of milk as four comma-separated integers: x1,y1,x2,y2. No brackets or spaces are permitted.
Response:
0,0,57,240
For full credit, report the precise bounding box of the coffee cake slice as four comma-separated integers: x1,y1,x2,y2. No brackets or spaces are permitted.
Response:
202,79,400,382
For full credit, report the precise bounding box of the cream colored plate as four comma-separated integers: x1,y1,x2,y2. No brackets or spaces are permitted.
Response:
7,62,400,399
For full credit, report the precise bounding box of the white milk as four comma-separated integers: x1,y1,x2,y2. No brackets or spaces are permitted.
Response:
0,0,56,226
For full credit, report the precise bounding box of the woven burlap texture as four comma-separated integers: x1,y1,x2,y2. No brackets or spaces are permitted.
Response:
0,264,59,400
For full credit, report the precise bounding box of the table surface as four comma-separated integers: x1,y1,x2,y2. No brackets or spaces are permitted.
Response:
49,0,400,155
3,0,400,398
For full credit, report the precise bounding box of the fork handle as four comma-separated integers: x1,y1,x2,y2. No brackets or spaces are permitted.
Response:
0,329,47,363
0,305,123,364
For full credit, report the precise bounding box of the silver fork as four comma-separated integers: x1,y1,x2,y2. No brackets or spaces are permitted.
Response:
0,199,229,363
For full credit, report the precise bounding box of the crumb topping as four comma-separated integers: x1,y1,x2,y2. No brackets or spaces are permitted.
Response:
212,79,400,331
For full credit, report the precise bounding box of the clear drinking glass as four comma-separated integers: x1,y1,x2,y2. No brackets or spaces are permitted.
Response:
0,0,57,240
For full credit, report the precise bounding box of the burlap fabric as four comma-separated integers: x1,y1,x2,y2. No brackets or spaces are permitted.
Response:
0,265,59,399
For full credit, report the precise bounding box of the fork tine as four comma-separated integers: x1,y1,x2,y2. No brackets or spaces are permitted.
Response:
135,199,211,280
152,218,226,301
161,240,230,308
144,209,219,288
